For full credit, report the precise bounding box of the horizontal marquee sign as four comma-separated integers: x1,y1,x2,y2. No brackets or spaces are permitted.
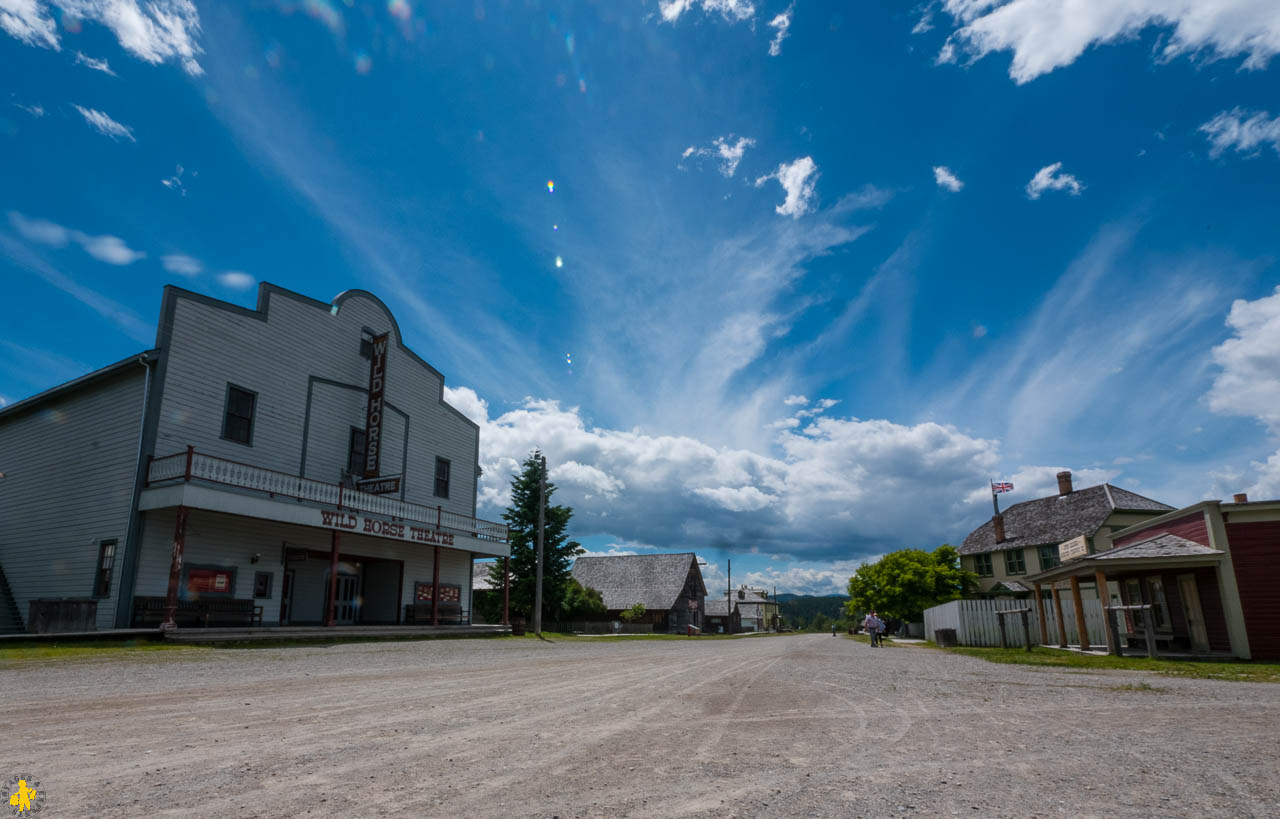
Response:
355,475,401,496
318,509,455,547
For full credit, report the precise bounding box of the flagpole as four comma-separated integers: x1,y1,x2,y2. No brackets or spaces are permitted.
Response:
990,478,1000,516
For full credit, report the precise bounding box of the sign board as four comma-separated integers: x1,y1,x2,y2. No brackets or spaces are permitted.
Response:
356,475,401,496
318,509,455,547
1058,535,1088,562
688,598,699,610
363,332,389,477
415,583,461,604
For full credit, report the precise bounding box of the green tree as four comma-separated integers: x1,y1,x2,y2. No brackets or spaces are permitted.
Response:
811,613,831,633
844,545,975,623
620,602,646,622
487,451,582,622
560,577,606,619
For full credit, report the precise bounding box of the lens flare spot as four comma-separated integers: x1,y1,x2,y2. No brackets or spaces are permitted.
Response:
388,0,411,21
354,51,372,74
552,224,559,231
555,256,564,268
546,180,555,193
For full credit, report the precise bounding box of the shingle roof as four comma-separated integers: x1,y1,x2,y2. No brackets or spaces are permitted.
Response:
571,553,705,612
990,580,1031,593
959,484,1173,556
1093,533,1221,560
704,598,732,616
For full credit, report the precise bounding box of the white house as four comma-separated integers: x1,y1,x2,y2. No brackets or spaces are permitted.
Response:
0,284,508,632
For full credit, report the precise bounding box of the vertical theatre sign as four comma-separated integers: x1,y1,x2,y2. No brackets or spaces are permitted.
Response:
364,332,389,478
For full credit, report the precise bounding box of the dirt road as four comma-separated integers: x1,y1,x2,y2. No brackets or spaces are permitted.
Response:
2,634,1277,817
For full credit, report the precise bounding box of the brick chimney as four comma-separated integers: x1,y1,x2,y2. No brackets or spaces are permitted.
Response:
1056,470,1073,496
992,513,1006,543
1233,493,1248,503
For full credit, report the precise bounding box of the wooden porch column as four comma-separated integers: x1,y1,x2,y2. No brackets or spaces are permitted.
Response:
1051,584,1068,648
1069,575,1091,651
1033,582,1049,646
502,556,510,625
1094,569,1116,655
431,547,441,626
162,505,189,630
325,530,340,627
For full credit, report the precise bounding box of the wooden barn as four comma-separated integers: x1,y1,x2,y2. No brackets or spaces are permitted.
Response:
570,553,706,633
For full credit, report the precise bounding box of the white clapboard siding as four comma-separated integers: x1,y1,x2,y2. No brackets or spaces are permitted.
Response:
925,598,1109,647
0,365,147,630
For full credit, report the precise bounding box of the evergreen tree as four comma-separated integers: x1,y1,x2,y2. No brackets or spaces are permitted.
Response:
487,451,582,621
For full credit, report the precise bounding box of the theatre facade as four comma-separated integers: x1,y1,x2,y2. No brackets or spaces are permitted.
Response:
0,284,509,632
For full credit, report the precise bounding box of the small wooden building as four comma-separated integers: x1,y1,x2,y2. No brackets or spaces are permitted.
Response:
570,553,706,633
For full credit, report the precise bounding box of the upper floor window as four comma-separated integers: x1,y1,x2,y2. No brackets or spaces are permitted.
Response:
973,553,993,577
222,384,256,445
1037,545,1061,570
93,540,117,597
347,427,367,476
1004,548,1026,575
434,457,451,499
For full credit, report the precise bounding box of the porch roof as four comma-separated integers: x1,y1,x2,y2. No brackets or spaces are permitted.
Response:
1025,533,1222,584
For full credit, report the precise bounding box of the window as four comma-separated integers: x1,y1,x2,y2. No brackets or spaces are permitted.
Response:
1037,545,1060,571
973,553,993,577
254,571,273,599
1004,548,1026,575
93,540,117,597
434,457,450,498
359,328,376,359
1146,576,1171,631
221,384,256,445
347,427,367,476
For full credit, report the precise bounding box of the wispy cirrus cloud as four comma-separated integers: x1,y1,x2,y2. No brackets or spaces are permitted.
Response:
659,0,755,24
1025,162,1082,199
755,156,819,218
74,50,115,75
161,253,202,275
73,105,135,141
767,3,794,56
8,211,145,264
216,270,255,290
1200,108,1280,159
937,0,1280,84
680,134,755,178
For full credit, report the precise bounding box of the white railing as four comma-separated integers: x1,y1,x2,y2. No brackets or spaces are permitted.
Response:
146,448,508,543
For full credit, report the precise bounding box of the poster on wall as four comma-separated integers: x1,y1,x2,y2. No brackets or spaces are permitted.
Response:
415,583,461,604
186,567,235,597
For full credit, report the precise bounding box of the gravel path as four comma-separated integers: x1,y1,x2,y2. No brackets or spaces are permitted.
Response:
2,633,1277,817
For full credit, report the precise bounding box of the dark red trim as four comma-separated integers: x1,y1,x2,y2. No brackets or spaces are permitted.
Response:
431,547,441,626
162,505,189,629
325,531,341,627
396,559,405,625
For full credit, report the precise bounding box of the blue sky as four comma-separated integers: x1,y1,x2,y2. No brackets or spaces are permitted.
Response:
3,0,1280,595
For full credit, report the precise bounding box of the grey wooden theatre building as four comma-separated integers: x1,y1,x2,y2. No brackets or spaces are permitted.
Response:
0,284,509,632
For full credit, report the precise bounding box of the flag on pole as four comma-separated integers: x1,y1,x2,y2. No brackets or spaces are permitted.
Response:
991,481,1014,494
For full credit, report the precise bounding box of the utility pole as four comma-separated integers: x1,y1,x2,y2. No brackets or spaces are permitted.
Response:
726,558,732,635
534,453,546,635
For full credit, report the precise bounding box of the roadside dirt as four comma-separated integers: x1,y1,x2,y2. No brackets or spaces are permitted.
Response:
1,634,1277,817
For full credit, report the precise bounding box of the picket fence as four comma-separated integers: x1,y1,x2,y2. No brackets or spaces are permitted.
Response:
923,598,1108,648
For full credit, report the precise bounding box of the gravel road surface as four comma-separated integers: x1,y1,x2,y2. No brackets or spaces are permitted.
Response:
2,633,1277,817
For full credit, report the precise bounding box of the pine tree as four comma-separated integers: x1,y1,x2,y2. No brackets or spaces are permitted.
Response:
487,451,582,622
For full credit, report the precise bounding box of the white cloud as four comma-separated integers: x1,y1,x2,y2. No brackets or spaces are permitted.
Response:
74,50,115,75
681,135,756,178
742,560,866,596
937,0,1280,84
7,211,143,264
161,164,188,195
73,105,135,141
0,0,203,75
217,270,255,290
1207,286,1280,432
14,102,45,117
160,253,201,275
1025,161,1083,199
783,394,808,406
660,0,755,23
933,165,964,192
767,3,793,56
755,156,819,218
1200,108,1280,159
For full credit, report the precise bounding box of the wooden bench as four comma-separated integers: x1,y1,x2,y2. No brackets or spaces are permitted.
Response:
403,602,464,625
132,596,262,628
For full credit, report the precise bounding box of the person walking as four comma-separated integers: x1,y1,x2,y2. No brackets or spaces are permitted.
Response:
862,611,881,647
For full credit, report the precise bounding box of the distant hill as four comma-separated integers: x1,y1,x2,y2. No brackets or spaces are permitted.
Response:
775,593,845,603
778,594,850,627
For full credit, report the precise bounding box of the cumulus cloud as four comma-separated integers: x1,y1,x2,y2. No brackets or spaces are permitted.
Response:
937,0,1280,84
0,0,205,74
1200,108,1280,159
445,385,1006,562
74,50,115,75
783,394,809,406
161,253,201,275
743,559,869,596
73,104,135,141
1025,162,1083,199
7,210,144,264
217,270,255,290
767,3,793,56
1207,286,1280,431
659,0,755,23
933,165,964,192
681,135,756,178
755,156,819,218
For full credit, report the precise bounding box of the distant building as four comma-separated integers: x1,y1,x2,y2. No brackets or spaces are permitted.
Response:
731,586,780,632
570,553,706,632
702,597,740,634
958,471,1172,599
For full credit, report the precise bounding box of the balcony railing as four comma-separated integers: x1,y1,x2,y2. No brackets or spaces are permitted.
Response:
146,447,508,544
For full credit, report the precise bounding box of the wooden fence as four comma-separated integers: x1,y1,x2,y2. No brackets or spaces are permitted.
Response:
924,598,1108,648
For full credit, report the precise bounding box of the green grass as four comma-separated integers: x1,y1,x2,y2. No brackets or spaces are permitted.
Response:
0,638,203,667
914,642,1280,683
505,630,797,643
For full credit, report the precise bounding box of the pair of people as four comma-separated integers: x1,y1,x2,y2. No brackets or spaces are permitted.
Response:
862,611,885,647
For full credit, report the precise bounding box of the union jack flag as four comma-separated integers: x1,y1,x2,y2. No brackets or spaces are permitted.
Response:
991,481,1014,493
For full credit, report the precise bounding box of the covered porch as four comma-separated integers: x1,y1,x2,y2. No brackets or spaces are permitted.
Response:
1026,533,1238,658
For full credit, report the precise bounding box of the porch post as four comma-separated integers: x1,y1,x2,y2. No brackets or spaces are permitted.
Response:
502,556,510,625
1069,575,1090,651
1051,584,1068,648
1033,582,1048,645
325,530,340,627
162,505,189,630
431,547,441,626
1094,569,1116,655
